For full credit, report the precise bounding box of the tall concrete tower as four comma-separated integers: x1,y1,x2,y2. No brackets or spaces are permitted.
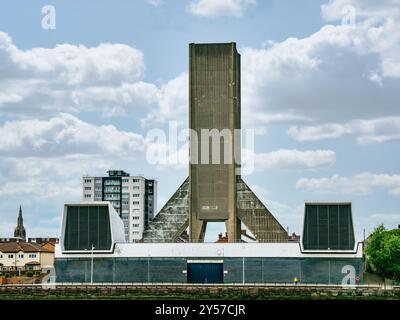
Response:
143,42,288,243
189,43,241,242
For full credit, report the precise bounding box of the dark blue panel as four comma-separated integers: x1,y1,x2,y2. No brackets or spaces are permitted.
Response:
187,263,223,284
64,205,111,251
303,204,355,250
55,257,364,284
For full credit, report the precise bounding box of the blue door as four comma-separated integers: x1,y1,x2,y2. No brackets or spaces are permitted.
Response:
187,263,224,283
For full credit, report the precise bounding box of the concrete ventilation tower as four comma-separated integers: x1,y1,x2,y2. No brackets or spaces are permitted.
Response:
14,205,26,241
143,43,288,243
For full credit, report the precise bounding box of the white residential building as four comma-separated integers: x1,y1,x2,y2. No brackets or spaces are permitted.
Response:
82,170,157,242
0,242,54,273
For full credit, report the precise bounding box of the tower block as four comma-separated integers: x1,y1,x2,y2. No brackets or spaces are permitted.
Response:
143,43,288,243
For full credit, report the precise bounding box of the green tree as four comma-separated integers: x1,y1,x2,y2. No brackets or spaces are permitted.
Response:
365,225,400,280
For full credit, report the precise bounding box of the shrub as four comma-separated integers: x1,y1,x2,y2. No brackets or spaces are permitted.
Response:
26,271,33,277
365,225,400,280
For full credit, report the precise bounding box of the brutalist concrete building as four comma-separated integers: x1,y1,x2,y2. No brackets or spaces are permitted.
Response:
54,43,364,284
142,43,288,244
55,201,363,284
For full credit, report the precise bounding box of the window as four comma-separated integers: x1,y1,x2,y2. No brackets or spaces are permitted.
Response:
132,194,140,197
84,194,91,198
85,187,91,190
132,201,140,205
0,255,2,258
8,254,14,259
122,179,129,183
28,254,37,259
18,254,24,259
84,179,92,183
104,194,120,199
132,224,140,228
132,216,140,220
122,186,129,190
132,186,140,190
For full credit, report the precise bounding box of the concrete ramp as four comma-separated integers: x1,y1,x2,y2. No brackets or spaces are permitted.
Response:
142,178,189,243
236,177,288,242
142,177,288,243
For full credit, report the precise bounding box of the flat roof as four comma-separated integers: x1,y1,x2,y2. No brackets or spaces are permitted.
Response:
55,242,363,259
304,201,352,205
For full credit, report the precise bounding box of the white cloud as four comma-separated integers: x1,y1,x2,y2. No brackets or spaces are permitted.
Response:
287,117,400,143
146,140,189,171
0,113,145,157
0,32,186,119
0,155,111,184
0,113,148,203
0,154,113,238
253,149,336,170
240,17,400,130
71,81,159,117
321,0,400,21
147,0,164,7
141,73,188,126
369,213,400,223
146,146,336,172
0,175,80,199
139,17,400,130
2,8,400,131
0,113,149,237
296,172,400,196
288,123,352,141
188,0,256,17
390,187,400,196
0,32,144,85
136,8,400,130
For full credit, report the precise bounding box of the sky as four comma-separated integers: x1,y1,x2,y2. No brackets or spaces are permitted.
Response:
0,0,399,241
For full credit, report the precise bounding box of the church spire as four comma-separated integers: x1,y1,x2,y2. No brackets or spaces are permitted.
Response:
14,205,26,241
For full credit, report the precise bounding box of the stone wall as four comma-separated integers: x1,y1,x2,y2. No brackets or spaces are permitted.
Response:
0,284,399,300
